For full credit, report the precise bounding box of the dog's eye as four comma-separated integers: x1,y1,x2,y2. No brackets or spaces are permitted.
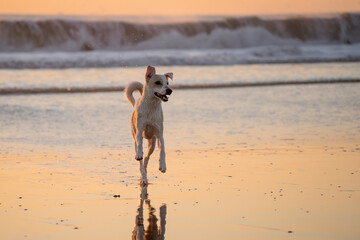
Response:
155,81,162,85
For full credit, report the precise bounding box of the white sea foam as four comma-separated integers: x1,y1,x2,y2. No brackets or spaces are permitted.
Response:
0,44,359,69
134,27,302,50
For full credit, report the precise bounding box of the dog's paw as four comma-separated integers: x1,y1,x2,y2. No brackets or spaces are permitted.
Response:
135,152,143,161
159,162,166,173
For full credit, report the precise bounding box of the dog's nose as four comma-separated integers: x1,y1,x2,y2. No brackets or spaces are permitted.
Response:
166,88,173,95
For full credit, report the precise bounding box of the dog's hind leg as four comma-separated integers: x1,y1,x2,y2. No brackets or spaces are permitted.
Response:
135,129,144,160
134,144,138,157
144,136,156,170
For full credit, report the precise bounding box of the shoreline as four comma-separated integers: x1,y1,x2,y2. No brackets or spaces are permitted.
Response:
1,78,360,95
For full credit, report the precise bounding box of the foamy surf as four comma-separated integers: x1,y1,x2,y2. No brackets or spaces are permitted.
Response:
1,44,360,69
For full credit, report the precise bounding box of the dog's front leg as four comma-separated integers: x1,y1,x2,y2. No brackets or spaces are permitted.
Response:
158,136,166,173
135,125,144,160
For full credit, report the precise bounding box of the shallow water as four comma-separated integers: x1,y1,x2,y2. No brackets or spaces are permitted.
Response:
1,63,359,153
1,62,360,90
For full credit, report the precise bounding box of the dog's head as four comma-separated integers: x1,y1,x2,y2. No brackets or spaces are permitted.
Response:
145,66,173,102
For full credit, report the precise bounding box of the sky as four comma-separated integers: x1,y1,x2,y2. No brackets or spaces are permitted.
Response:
1,0,360,16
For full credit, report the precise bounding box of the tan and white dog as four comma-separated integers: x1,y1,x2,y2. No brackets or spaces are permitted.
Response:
125,66,173,185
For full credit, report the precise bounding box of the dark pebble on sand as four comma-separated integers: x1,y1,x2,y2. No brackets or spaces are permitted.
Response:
113,195,120,198
288,230,293,233
74,227,79,229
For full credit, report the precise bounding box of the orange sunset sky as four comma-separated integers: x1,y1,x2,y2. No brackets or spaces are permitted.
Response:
1,0,360,15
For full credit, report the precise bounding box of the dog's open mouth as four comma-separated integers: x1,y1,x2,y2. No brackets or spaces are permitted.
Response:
154,92,169,102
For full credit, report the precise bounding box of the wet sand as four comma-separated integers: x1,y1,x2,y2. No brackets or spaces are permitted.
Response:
1,142,359,239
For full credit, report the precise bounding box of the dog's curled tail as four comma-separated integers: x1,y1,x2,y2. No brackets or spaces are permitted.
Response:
125,81,143,108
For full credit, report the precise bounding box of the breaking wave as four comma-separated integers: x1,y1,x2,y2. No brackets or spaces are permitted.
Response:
1,13,360,68
1,13,360,52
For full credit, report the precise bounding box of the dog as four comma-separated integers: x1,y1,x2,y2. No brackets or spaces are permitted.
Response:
125,66,173,185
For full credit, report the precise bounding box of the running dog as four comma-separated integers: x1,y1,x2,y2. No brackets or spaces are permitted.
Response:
125,66,173,185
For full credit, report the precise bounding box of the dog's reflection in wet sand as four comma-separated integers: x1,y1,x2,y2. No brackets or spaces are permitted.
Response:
132,185,166,240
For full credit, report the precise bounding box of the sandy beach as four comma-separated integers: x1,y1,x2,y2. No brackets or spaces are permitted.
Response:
1,143,359,239
1,74,360,239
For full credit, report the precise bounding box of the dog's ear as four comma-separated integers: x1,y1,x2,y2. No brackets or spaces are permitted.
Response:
145,66,156,82
164,72,173,80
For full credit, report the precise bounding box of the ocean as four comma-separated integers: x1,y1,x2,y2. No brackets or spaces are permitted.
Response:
1,13,360,152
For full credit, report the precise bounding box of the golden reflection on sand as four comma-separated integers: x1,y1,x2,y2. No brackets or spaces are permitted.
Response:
132,185,166,240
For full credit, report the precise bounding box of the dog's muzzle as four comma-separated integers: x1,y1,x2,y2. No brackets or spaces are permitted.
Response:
166,88,173,95
154,89,172,102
